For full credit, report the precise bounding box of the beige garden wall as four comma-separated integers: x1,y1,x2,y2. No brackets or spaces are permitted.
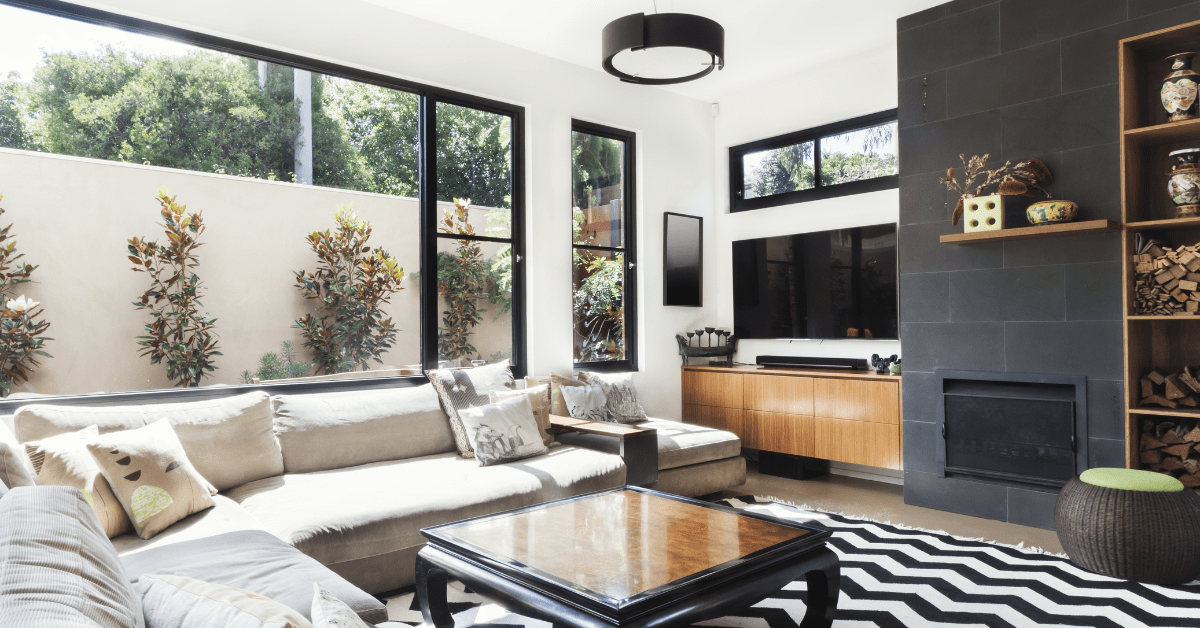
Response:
0,147,512,396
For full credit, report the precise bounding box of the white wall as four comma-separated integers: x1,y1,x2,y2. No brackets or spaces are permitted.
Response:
37,0,720,417
712,44,902,367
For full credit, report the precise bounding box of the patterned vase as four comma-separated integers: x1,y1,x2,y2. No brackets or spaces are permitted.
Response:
1168,148,1200,217
1162,52,1200,122
1026,200,1079,225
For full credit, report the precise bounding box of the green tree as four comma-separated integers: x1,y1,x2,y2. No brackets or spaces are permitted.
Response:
572,132,623,209
436,104,511,208
0,76,33,151
322,78,419,197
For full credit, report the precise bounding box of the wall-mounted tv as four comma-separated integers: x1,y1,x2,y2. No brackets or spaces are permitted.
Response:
732,224,898,340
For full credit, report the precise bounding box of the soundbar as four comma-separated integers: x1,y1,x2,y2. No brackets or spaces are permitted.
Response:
756,355,869,370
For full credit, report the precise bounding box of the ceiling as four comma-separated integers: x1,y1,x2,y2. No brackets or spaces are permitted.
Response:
361,0,947,101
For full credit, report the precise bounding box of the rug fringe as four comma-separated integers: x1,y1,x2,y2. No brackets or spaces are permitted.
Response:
748,494,1070,559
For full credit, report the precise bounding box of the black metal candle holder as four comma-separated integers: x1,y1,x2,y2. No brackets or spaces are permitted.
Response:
676,332,738,366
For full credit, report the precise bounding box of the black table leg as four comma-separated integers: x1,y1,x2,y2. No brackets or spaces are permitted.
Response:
799,547,841,628
417,553,455,628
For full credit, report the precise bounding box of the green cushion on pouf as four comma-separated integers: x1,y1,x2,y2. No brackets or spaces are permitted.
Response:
1080,468,1183,492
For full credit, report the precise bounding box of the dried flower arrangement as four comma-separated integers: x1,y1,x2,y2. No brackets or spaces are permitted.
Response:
939,154,1054,225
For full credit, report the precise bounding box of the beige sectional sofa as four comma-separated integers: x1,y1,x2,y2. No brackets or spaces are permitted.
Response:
5,382,743,597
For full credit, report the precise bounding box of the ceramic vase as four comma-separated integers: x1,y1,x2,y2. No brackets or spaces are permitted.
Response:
962,194,1003,232
1163,52,1200,122
1168,148,1200,217
1026,200,1079,225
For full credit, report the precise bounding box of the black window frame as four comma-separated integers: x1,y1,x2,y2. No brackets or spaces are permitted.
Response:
0,0,527,412
729,109,898,213
571,119,637,373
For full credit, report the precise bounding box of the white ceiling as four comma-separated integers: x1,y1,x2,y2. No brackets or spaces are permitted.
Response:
361,0,947,101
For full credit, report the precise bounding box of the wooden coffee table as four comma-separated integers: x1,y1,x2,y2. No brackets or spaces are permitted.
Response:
416,487,839,627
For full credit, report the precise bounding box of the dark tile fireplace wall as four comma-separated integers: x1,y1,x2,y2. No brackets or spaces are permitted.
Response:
897,0,1200,529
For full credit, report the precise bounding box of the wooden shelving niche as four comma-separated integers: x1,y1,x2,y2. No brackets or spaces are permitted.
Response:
1120,20,1200,484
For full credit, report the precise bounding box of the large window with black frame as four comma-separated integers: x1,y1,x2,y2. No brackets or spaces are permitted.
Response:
0,0,524,399
571,120,637,370
730,110,898,212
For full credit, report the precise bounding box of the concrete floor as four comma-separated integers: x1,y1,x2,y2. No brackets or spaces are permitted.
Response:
718,463,1064,555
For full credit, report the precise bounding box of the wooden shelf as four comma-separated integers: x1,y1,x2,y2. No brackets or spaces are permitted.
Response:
1124,217,1200,231
1124,118,1200,145
939,219,1120,244
1129,407,1200,418
1128,315,1200,320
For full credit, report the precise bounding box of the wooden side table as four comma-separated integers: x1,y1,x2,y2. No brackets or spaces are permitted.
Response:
549,415,659,486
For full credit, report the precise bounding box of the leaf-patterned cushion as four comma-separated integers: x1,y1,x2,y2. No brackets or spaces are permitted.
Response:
85,419,216,540
578,371,647,424
426,361,515,458
457,396,548,467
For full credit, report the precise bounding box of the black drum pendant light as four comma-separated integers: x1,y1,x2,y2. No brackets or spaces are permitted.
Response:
601,12,725,85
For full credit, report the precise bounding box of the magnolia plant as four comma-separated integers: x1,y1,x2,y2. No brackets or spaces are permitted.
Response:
128,188,221,387
294,205,405,374
940,154,1054,225
0,194,51,396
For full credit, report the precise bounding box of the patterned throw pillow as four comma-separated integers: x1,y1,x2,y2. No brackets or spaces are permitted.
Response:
24,425,132,538
560,384,610,423
579,371,648,424
526,372,587,417
85,419,217,540
456,396,548,467
489,384,555,447
311,584,371,628
426,360,516,458
139,574,311,628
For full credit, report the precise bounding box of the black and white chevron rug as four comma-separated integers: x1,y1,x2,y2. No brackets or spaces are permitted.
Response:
378,495,1200,628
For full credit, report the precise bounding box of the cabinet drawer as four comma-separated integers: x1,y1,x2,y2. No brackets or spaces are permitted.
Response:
813,379,899,424
682,403,709,425
682,370,744,408
744,375,814,415
743,411,814,457
813,417,900,470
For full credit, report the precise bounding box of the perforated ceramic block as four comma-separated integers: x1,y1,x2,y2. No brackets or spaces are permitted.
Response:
963,195,1004,232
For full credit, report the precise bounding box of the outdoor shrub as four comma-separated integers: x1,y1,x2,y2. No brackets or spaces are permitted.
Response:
0,194,51,396
128,188,221,387
294,205,405,374
240,340,311,384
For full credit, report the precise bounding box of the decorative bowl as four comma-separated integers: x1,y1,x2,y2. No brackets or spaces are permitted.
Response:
1026,200,1079,225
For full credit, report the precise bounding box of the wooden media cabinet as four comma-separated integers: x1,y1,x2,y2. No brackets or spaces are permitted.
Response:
681,365,902,470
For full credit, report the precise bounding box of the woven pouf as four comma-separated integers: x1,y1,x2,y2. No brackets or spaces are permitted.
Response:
1056,468,1200,584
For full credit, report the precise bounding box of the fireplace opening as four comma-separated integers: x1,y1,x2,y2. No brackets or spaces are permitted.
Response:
936,370,1088,490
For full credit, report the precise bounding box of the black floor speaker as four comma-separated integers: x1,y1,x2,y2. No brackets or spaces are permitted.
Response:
758,452,830,480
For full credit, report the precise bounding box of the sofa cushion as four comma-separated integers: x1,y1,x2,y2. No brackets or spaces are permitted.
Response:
24,425,132,538
0,475,7,499
0,418,35,489
637,419,742,470
14,392,282,492
226,446,625,568
137,574,311,628
272,384,455,474
88,419,218,540
489,384,555,447
123,531,386,626
457,395,547,466
427,361,517,459
311,584,373,628
578,371,648,424
0,486,145,628
554,418,741,471
112,495,269,558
